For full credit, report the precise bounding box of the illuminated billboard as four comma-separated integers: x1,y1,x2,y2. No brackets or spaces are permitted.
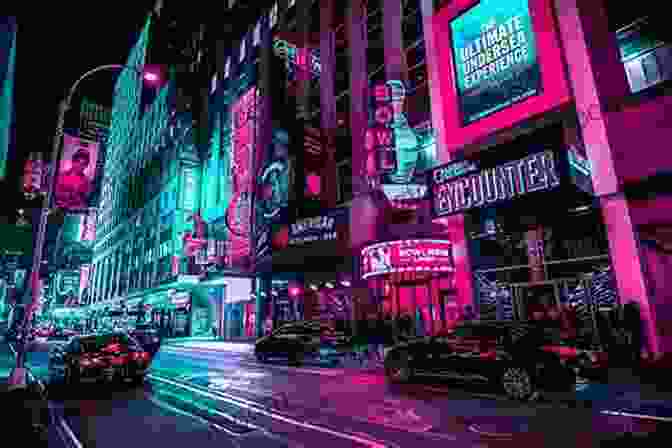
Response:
361,240,454,279
226,86,258,265
54,135,100,212
450,0,541,125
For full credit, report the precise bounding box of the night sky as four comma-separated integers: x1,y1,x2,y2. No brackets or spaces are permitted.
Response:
2,3,156,220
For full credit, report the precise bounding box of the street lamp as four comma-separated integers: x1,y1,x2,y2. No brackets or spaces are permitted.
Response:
10,63,159,380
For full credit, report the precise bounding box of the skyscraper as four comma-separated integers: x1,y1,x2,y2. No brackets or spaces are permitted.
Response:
0,17,17,181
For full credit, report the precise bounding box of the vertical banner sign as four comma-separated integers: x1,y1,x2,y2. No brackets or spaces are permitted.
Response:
226,86,258,265
255,129,290,261
55,134,100,212
450,0,541,125
365,83,397,178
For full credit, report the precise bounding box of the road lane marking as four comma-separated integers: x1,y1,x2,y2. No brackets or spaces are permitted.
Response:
148,373,388,447
146,392,259,437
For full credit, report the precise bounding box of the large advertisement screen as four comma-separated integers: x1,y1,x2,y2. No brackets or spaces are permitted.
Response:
361,240,454,279
55,135,100,212
451,0,541,125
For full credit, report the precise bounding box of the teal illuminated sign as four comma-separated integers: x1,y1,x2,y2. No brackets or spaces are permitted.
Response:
451,0,541,125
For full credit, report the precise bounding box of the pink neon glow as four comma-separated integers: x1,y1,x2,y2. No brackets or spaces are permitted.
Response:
361,240,454,279
432,0,571,156
289,287,301,297
143,71,160,82
227,87,257,264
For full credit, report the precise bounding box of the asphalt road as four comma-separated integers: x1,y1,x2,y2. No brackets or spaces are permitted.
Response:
9,339,671,448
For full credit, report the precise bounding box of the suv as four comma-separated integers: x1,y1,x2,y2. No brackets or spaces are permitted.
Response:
383,321,579,400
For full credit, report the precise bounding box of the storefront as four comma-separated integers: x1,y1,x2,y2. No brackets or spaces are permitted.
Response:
360,239,455,336
256,207,353,333
429,123,618,346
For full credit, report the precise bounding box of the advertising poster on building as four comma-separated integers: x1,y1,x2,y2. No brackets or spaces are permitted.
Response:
255,128,291,262
450,0,541,125
226,86,258,266
361,240,454,279
54,135,100,212
22,153,46,199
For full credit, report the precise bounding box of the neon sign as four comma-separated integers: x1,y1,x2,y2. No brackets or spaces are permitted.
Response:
364,82,398,177
429,150,560,217
361,240,454,279
273,38,321,77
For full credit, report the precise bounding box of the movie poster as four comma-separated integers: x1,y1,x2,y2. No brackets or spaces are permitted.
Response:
451,0,541,125
255,128,290,261
54,135,100,212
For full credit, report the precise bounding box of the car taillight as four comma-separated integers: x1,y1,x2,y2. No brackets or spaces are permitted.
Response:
131,352,150,362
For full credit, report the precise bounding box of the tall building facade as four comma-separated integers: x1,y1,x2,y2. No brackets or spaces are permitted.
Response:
0,17,17,181
79,1,672,353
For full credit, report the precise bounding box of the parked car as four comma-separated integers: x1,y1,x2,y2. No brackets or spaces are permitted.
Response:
255,321,352,365
128,327,162,357
383,321,583,400
48,332,151,386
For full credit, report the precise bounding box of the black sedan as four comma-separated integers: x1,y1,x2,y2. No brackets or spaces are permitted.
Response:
383,321,578,400
48,332,151,386
255,321,351,366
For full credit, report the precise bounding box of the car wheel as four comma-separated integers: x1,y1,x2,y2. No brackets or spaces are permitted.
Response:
501,366,535,400
385,352,412,383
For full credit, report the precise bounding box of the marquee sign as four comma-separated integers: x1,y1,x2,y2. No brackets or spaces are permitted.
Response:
429,149,560,217
361,240,454,279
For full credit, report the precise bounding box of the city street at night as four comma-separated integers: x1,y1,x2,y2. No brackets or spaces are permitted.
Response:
3,338,668,447
3,1,672,446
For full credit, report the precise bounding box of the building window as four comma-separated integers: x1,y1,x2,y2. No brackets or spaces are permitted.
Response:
615,17,672,93
605,3,671,94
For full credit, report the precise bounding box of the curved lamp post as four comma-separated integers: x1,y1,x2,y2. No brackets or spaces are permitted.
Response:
10,64,158,378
